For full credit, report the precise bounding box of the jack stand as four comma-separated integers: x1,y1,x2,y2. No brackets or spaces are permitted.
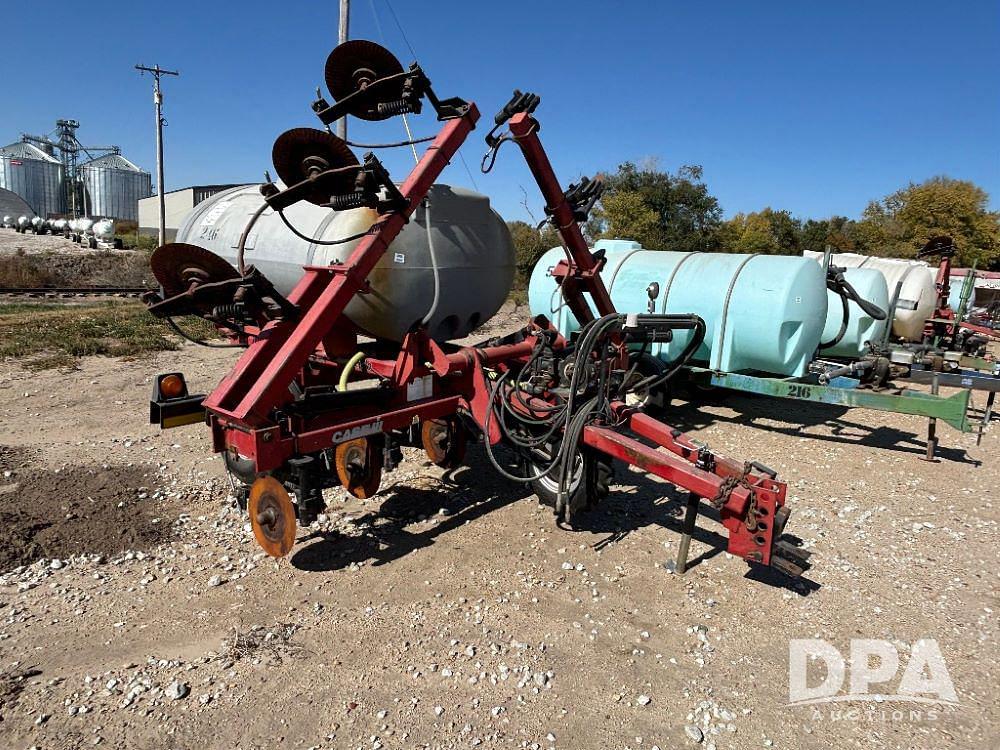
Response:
921,372,940,462
667,492,701,574
977,391,995,446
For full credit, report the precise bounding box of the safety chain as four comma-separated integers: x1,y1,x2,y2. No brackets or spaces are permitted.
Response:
710,461,756,513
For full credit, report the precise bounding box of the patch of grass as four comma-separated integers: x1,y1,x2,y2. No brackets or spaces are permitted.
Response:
0,300,220,369
118,233,159,252
221,622,305,665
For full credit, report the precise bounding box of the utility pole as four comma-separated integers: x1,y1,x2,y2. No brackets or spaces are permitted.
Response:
337,0,350,140
135,63,179,246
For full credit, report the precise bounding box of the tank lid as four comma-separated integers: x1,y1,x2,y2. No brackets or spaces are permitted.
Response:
595,239,643,253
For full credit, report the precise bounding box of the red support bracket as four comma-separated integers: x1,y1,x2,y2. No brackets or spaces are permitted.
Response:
506,112,616,324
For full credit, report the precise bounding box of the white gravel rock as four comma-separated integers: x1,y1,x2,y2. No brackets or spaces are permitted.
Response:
165,681,189,700
684,724,704,743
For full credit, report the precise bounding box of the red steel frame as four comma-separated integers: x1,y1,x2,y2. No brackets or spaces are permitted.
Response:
193,99,795,572
507,112,616,325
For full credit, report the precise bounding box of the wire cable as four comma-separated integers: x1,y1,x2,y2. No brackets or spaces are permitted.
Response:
381,0,418,60
277,209,383,246
165,317,244,348
345,135,436,149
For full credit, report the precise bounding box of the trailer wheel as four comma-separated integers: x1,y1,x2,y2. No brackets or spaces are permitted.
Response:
525,446,613,525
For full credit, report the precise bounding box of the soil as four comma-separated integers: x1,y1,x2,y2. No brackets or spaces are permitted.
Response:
0,315,996,749
0,460,168,570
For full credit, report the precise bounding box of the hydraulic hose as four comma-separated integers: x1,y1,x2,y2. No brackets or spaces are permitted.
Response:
420,197,442,327
841,278,888,321
237,202,269,276
819,292,849,350
337,351,366,392
627,315,706,394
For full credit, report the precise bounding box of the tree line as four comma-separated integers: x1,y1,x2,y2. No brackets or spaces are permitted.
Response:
507,162,1000,290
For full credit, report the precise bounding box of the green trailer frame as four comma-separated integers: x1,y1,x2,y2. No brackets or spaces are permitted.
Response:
685,369,972,459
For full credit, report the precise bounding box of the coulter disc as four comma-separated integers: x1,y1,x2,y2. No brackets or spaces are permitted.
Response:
421,417,467,469
150,243,239,296
324,40,405,120
334,437,383,499
271,128,360,205
248,476,297,558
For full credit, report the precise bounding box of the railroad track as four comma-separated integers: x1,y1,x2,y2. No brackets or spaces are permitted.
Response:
0,286,148,298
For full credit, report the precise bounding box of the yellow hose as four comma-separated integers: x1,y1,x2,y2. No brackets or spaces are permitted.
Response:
338,351,366,392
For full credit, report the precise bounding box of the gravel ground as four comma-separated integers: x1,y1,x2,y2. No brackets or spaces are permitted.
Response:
0,330,996,750
0,228,126,258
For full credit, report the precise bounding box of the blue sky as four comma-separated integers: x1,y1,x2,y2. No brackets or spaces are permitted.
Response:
3,0,996,223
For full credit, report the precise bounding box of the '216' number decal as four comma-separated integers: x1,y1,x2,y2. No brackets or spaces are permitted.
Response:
787,384,813,398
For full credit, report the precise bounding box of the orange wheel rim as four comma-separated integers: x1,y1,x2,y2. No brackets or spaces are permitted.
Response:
248,476,297,557
334,437,383,499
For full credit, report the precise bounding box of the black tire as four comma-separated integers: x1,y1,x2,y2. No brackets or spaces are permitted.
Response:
624,352,671,417
527,446,613,525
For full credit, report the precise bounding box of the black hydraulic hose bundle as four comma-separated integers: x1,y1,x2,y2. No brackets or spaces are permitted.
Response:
481,312,706,519
625,315,706,395
820,267,888,350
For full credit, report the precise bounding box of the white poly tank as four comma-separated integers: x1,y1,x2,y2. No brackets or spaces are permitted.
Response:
531,240,829,377
804,251,936,342
175,183,515,343
93,219,115,240
77,218,94,234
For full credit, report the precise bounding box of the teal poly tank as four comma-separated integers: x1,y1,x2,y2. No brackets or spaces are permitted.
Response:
528,239,828,377
820,267,889,358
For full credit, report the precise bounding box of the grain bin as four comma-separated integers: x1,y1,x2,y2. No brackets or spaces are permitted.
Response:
79,153,152,222
803,251,936,342
529,240,828,377
175,183,515,343
0,141,64,217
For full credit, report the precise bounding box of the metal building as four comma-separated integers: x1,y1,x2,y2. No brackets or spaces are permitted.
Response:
0,141,65,217
79,152,152,222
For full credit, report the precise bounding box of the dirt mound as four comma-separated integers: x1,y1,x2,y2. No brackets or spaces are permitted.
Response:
0,464,169,571
0,445,39,473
